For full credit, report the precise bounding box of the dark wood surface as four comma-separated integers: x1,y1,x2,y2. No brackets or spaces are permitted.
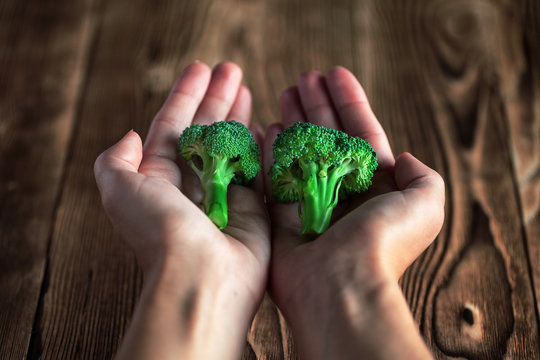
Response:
1,0,539,358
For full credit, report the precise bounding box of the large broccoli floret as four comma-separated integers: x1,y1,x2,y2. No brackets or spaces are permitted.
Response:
178,120,261,229
270,122,377,236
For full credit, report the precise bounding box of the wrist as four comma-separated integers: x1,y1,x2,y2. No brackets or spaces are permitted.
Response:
117,248,259,360
278,247,395,318
277,256,431,359
153,252,256,357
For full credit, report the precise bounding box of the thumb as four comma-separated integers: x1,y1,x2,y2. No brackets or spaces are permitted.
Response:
335,152,445,279
394,152,445,227
94,130,143,209
386,152,445,277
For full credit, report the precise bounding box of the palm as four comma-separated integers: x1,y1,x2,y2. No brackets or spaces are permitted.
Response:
115,169,267,261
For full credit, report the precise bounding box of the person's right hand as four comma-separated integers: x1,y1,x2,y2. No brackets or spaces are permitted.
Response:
264,67,444,359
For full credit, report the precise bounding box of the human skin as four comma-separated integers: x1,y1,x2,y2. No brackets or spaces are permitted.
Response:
264,67,445,359
95,61,444,360
94,61,270,360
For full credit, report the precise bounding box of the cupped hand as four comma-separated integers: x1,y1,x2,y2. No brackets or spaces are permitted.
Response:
94,62,270,358
264,67,445,355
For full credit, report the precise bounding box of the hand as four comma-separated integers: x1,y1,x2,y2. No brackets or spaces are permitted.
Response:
94,62,270,360
264,67,444,359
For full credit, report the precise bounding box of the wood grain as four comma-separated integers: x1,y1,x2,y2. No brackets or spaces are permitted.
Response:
0,0,539,358
507,0,540,322
25,0,207,357
373,0,540,358
0,0,96,358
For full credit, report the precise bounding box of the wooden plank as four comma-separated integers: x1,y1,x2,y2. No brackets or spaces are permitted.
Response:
20,0,540,359
0,1,96,359
26,0,293,358
28,0,340,356
246,0,363,126
505,0,540,321
357,0,540,358
244,295,290,359
24,0,177,356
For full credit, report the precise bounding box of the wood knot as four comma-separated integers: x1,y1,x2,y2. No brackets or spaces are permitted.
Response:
433,203,514,359
461,302,482,340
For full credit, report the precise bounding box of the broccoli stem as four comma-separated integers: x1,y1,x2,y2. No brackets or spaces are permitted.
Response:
197,155,235,230
202,176,229,229
299,163,342,236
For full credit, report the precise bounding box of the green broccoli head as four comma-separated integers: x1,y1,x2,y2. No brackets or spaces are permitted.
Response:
270,122,377,236
178,120,261,229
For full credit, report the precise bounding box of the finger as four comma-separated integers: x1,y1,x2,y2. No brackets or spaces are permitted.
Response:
280,86,306,128
389,153,445,274
297,71,341,129
143,62,211,161
96,131,201,263
250,122,264,148
193,62,243,125
226,85,252,126
94,131,144,210
325,66,395,169
394,152,445,209
140,62,212,184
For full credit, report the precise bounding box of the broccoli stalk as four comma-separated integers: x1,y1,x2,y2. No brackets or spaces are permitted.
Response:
193,153,236,229
298,160,345,235
270,122,377,236
178,121,261,229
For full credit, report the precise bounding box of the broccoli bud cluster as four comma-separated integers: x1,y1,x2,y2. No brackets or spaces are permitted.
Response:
270,122,377,236
178,120,261,229
178,120,377,236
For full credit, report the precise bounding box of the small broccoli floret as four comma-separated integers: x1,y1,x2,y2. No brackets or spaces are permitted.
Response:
270,122,377,236
178,120,261,229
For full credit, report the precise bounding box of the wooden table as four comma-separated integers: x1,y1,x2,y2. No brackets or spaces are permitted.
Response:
1,0,539,358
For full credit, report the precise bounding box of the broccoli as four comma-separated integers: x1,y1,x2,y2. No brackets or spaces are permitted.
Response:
269,122,377,236
178,120,261,229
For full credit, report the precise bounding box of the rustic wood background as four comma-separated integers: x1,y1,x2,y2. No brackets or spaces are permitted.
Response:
1,0,539,358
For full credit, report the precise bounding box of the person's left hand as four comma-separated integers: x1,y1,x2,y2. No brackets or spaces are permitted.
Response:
94,62,270,359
